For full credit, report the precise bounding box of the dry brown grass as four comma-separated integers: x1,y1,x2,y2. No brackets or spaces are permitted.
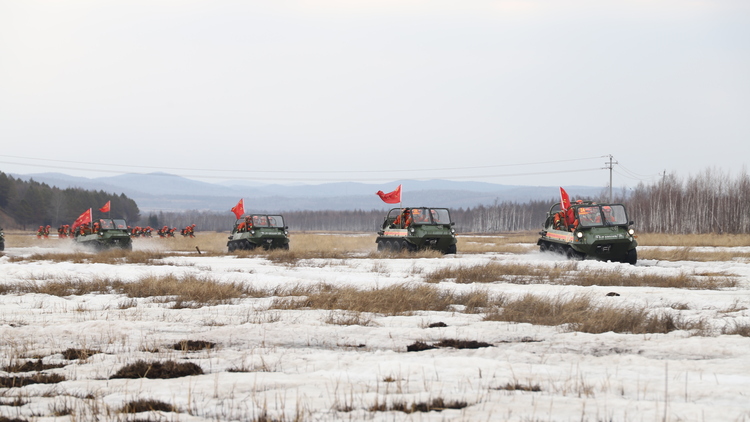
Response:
722,321,750,337
638,247,750,262
637,233,750,247
9,249,172,264
5,274,270,307
424,262,736,289
272,283,498,315
484,293,706,334
424,262,573,284
458,232,538,254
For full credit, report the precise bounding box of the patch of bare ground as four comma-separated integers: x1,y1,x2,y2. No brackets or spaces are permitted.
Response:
484,293,706,334
110,360,203,379
424,262,736,289
0,397,28,407
407,339,492,351
2,359,65,372
0,417,28,422
368,397,468,413
272,283,497,315
493,382,542,392
0,373,66,388
120,399,175,413
173,340,216,351
61,348,100,360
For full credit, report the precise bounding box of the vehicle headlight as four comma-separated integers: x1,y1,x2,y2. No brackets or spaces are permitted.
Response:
576,231,583,239
409,227,415,233
628,228,635,236
284,230,289,235
450,229,455,235
250,230,255,235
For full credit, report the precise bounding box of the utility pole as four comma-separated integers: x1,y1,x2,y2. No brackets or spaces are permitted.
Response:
604,155,618,202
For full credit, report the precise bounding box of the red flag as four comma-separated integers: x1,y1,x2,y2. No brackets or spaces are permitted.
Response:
99,201,111,213
376,184,402,204
231,198,245,219
560,187,571,211
72,208,92,231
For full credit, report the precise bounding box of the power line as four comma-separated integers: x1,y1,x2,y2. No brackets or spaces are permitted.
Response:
0,154,607,175
0,159,603,182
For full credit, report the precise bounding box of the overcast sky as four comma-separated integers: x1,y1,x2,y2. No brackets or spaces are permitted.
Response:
1,0,748,189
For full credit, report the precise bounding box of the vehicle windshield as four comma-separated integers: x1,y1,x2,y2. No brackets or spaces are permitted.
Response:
386,208,452,228
412,208,451,225
99,219,115,230
577,205,628,227
112,219,128,230
243,215,285,228
601,205,628,225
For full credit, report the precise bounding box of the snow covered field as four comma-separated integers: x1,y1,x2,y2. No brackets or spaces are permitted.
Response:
1,237,749,422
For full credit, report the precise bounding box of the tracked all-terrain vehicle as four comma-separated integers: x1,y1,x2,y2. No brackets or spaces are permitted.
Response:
538,201,637,264
376,207,457,254
227,214,289,251
74,218,132,250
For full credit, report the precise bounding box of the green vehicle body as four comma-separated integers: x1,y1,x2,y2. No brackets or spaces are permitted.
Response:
227,214,289,251
537,202,637,264
74,218,132,250
376,207,457,254
0,226,5,251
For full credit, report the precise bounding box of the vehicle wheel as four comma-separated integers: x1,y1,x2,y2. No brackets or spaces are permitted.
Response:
539,242,549,252
282,243,290,250
243,240,256,250
565,247,582,260
445,244,457,255
228,242,235,252
625,248,637,265
384,240,393,251
377,240,385,251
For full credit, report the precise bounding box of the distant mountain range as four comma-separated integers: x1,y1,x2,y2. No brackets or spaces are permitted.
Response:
11,172,606,212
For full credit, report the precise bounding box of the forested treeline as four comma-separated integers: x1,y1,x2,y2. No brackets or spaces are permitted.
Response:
149,169,750,234
5,168,749,234
149,202,553,233
0,171,140,229
627,169,750,234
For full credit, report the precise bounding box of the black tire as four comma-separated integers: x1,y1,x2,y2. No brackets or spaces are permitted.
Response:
625,248,637,265
384,240,393,251
539,242,549,253
282,243,290,250
377,240,385,251
565,247,582,260
445,244,457,255
228,242,236,252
